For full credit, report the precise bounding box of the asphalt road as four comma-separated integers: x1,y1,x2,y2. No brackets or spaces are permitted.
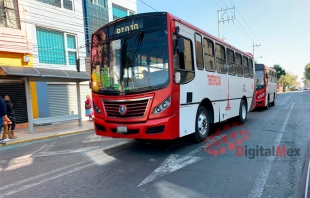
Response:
0,91,310,198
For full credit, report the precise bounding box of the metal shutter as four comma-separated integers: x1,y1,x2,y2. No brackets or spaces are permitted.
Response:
47,84,91,118
47,84,70,117
0,82,28,124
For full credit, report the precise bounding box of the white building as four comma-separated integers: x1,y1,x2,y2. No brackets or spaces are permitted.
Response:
21,0,137,122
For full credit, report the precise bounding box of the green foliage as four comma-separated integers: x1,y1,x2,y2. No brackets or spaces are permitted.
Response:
273,64,286,80
279,72,298,88
305,63,310,80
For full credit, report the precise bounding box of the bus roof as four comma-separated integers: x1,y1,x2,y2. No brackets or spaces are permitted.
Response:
167,12,253,58
95,12,253,58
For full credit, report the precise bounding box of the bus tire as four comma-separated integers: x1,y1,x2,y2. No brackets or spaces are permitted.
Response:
192,106,210,143
264,96,269,110
236,99,247,124
271,93,275,106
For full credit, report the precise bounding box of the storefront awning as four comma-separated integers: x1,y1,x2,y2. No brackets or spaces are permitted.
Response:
0,66,90,82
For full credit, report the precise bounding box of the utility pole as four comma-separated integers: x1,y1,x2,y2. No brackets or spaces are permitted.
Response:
217,6,235,40
253,42,261,58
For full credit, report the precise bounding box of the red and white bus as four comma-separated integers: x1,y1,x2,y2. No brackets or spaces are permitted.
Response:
80,12,256,142
255,64,277,109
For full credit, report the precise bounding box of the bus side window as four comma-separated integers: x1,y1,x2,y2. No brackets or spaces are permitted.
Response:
204,38,215,72
195,33,204,70
215,43,227,74
249,59,254,78
243,56,249,78
174,36,195,84
236,53,243,77
227,48,235,75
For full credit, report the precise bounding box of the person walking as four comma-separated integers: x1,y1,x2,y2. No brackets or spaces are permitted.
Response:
0,97,6,144
3,94,17,139
85,95,93,122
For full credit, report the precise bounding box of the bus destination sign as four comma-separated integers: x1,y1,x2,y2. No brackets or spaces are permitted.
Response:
114,19,143,35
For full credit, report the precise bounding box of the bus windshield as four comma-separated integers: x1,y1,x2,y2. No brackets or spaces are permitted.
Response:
255,70,265,90
91,30,169,94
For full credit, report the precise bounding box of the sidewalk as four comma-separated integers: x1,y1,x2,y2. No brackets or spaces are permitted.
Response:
0,120,94,147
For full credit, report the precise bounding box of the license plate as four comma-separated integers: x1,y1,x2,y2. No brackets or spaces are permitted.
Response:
117,126,127,133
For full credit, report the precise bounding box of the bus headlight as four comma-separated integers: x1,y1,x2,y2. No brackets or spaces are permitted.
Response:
93,101,101,114
258,92,265,99
153,96,171,114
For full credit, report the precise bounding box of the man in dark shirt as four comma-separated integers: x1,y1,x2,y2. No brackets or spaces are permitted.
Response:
0,97,6,144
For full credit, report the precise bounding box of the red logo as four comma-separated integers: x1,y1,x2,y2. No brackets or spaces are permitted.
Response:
203,122,251,156
225,78,231,111
207,75,221,86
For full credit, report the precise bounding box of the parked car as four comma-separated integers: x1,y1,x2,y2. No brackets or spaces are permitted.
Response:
289,86,300,91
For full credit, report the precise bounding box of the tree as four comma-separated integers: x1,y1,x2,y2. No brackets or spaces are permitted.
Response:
305,63,310,80
273,64,286,80
303,73,310,87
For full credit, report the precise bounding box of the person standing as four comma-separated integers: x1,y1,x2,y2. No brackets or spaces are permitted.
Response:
3,94,17,139
85,95,93,122
2,115,12,142
0,97,6,144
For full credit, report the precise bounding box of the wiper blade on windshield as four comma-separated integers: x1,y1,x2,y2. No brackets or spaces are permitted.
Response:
120,31,145,91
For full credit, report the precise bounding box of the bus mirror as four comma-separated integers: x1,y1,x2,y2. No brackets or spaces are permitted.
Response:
177,37,185,55
76,58,80,72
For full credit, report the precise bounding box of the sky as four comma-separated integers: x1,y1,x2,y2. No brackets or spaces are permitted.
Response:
136,0,310,84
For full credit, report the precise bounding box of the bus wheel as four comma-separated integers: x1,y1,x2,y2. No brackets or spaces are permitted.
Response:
264,97,269,110
271,93,275,106
192,106,210,143
237,99,247,124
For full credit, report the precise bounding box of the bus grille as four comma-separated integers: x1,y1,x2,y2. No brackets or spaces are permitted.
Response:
103,98,150,118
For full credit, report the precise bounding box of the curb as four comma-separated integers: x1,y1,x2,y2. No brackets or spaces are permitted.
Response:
0,129,93,147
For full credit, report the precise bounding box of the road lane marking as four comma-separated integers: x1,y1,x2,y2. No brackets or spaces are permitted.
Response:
248,102,295,198
0,163,93,197
304,159,310,198
0,161,87,192
33,146,100,157
137,135,226,187
83,134,113,143
280,96,291,106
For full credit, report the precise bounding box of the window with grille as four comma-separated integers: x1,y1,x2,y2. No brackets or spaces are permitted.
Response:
36,28,77,66
112,3,134,20
36,0,73,11
0,0,20,29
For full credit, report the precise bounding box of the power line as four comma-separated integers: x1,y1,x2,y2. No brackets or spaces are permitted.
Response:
139,0,157,12
211,0,221,7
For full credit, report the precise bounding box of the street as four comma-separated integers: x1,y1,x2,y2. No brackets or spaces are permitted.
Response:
0,91,309,198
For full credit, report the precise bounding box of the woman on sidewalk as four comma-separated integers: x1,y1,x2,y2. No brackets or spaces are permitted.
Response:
85,95,93,122
2,115,12,142
3,94,17,139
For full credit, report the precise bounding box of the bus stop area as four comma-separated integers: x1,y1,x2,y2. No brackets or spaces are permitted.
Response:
0,120,94,147
0,66,95,146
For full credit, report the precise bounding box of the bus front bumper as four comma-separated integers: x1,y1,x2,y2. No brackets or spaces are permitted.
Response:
93,113,179,140
255,98,266,107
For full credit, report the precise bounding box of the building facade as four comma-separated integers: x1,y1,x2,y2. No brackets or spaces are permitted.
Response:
24,0,90,120
83,0,137,58
0,0,137,127
0,0,34,126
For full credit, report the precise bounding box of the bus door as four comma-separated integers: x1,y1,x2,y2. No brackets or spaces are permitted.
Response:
174,21,199,137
